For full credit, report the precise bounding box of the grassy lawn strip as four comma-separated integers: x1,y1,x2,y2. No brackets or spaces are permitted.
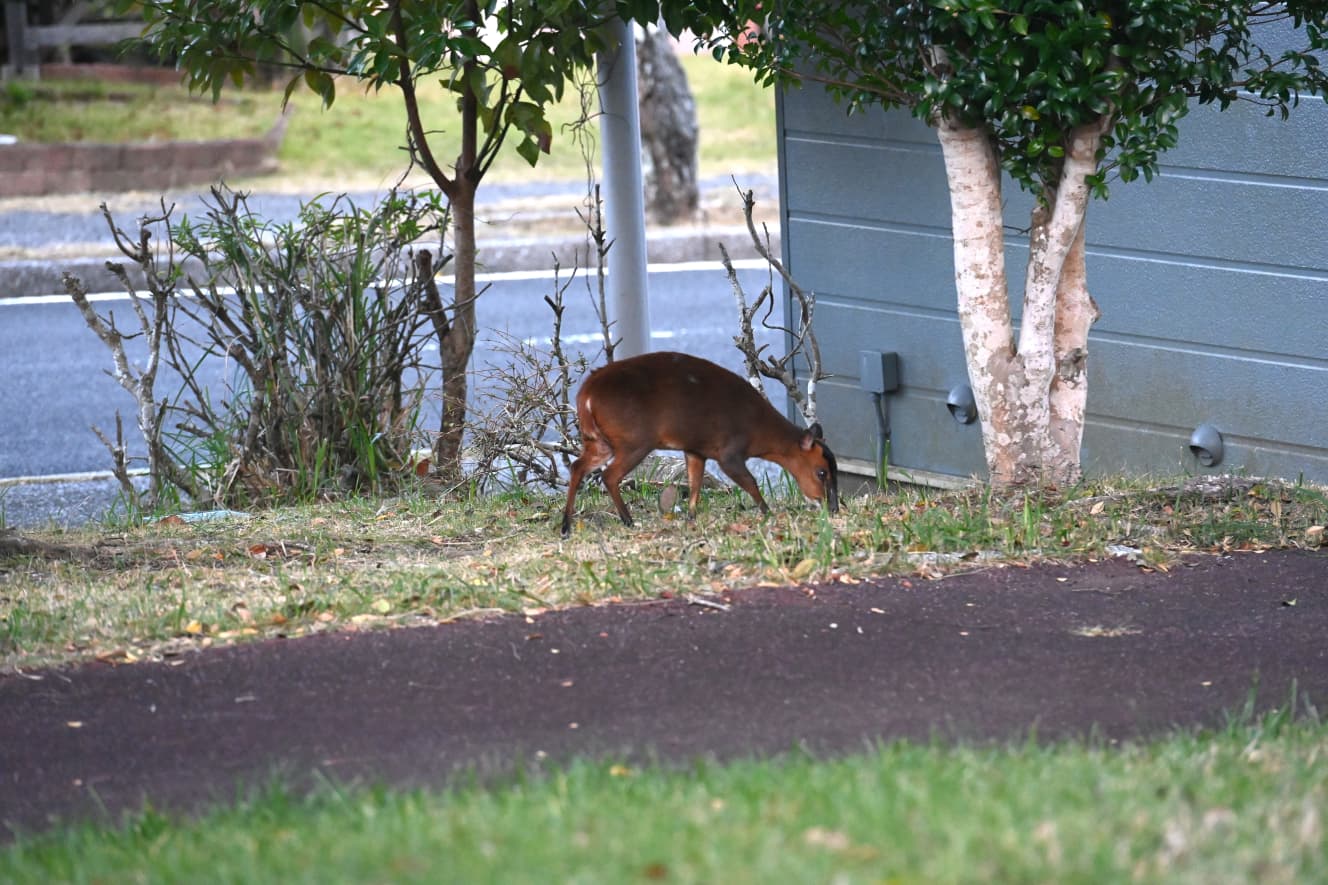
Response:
278,53,777,186
2,707,1324,883
0,79,276,143
3,474,1326,674
0,54,775,189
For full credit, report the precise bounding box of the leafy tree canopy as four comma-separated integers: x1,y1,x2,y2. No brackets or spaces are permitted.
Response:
679,1,1328,198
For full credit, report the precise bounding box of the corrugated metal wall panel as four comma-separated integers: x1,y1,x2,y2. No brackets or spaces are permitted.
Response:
777,40,1328,485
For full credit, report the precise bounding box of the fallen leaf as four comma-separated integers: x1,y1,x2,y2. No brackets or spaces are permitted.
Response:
1089,500,1106,515
183,620,204,636
371,598,392,614
609,764,633,777
158,515,187,526
791,558,817,581
66,721,84,729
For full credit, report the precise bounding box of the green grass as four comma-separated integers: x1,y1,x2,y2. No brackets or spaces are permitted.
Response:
277,52,775,186
3,706,1324,883
0,79,275,143
0,54,776,189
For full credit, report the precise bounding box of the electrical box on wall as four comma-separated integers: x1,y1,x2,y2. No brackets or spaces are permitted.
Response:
859,350,899,394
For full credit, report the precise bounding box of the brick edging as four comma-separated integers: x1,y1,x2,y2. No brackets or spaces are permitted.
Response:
0,113,288,199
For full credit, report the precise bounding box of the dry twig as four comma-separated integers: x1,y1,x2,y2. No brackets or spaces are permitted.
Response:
719,183,825,425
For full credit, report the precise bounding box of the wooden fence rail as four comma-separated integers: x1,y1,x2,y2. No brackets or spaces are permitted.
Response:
5,2,142,77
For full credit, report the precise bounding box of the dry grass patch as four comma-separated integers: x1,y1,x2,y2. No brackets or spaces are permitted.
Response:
3,473,1326,672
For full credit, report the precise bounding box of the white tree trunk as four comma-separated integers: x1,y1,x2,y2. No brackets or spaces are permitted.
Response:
935,117,1019,481
1047,220,1100,485
936,115,1108,487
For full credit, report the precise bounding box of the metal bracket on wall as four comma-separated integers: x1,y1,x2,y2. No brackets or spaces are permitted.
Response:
1188,423,1225,467
946,384,978,425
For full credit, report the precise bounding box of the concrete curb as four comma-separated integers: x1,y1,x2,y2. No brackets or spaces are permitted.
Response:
0,226,780,299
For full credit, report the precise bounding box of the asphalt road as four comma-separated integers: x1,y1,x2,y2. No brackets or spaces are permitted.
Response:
0,263,779,527
0,176,773,259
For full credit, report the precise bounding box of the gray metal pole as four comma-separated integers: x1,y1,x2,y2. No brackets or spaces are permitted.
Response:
596,17,652,358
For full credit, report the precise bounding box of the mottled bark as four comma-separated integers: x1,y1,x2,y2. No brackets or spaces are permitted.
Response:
637,27,699,224
937,114,1108,487
1018,117,1109,486
1046,220,1100,486
935,117,1019,483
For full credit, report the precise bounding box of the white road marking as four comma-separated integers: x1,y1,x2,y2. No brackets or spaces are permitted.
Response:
0,259,769,306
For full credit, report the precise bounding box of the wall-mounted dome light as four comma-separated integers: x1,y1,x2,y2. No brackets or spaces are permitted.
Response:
946,384,978,425
1188,423,1225,467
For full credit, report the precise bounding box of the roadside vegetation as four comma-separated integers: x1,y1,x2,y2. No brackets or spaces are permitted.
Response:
4,473,1324,674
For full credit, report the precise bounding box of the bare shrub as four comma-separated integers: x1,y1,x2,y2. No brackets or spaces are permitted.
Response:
63,202,206,512
467,268,590,491
167,186,449,505
67,185,451,511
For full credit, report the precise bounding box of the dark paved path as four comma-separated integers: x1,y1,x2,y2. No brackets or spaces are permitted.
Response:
3,550,1326,837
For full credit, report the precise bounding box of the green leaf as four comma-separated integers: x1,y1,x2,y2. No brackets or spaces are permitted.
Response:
304,69,336,107
515,136,541,166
